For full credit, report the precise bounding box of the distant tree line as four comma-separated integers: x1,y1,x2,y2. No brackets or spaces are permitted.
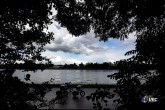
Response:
0,61,155,70
78,62,117,69
57,62,155,70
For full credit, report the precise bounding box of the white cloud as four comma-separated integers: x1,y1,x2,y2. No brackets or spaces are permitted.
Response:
80,49,130,63
48,56,86,65
44,21,109,55
41,50,86,65
120,32,136,46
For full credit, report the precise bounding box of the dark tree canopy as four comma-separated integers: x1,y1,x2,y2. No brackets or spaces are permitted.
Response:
1,0,165,109
53,0,165,40
52,0,165,109
0,0,54,67
0,0,54,109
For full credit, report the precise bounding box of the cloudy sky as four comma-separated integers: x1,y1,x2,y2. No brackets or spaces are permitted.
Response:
41,10,136,65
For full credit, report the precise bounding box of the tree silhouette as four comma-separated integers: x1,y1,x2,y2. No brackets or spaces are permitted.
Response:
0,0,54,109
52,0,165,109
0,0,54,66
1,0,165,109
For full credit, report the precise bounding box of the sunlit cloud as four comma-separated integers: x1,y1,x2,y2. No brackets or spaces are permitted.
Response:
44,21,109,55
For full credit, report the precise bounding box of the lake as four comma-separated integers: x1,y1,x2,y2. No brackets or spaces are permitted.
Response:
13,69,118,84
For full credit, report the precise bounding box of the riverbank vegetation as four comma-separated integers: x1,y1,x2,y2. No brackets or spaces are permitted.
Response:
59,61,156,70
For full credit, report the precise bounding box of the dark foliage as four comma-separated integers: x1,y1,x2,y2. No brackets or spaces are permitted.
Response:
53,0,165,40
61,62,118,69
52,0,165,109
86,88,114,110
0,0,54,109
1,0,165,109
0,0,54,66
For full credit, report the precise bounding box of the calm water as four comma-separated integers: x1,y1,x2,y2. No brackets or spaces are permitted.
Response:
13,69,118,84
